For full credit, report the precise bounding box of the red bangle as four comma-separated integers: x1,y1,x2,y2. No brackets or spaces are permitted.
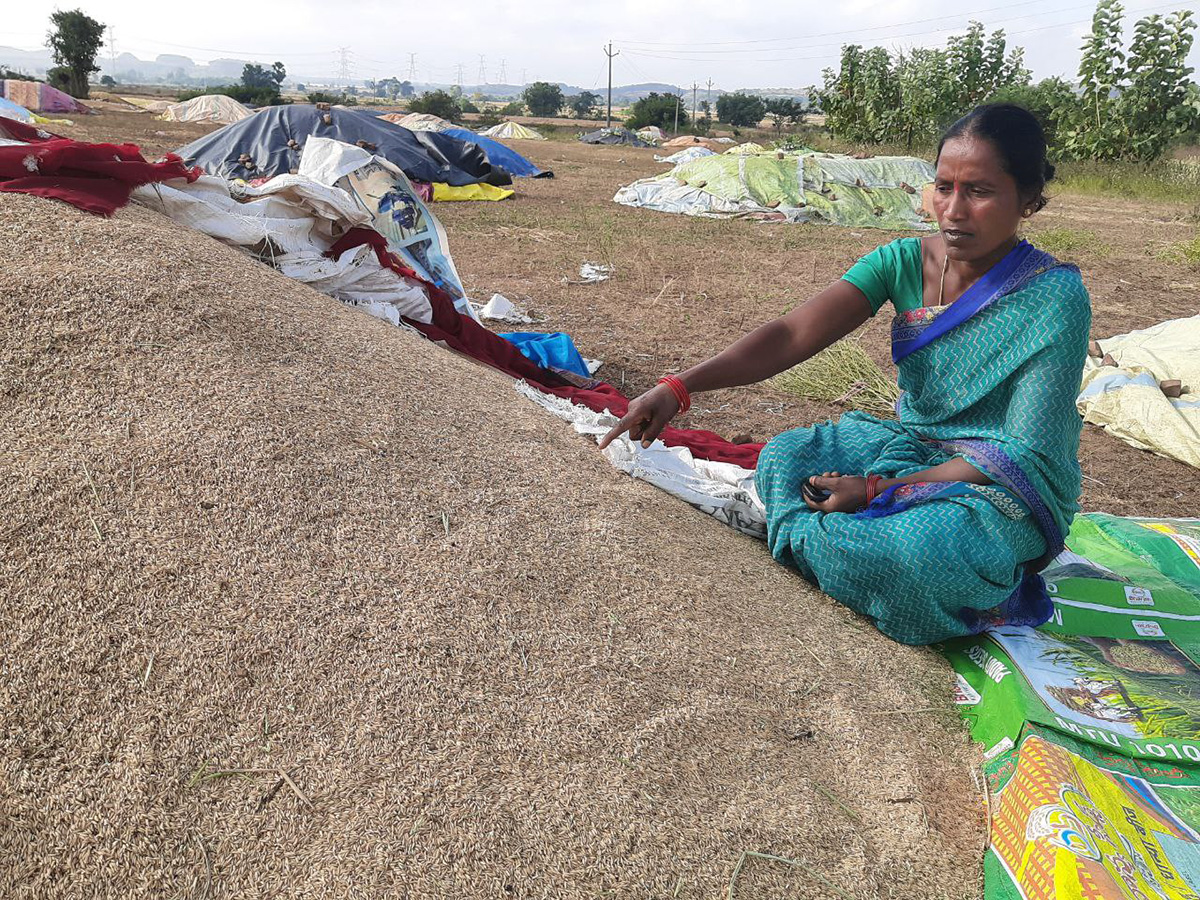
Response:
864,474,882,505
657,374,691,414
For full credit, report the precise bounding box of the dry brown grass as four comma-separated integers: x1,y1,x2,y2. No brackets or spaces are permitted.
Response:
1,191,984,899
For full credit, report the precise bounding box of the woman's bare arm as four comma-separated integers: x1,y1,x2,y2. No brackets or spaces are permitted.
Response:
600,281,873,448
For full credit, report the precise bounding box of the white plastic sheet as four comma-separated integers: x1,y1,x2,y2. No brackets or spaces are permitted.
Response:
515,381,766,538
132,168,435,325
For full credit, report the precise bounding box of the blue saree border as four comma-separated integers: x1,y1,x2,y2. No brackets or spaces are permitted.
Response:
891,240,1062,363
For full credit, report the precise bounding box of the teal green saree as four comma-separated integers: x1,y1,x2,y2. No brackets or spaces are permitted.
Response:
756,241,1091,644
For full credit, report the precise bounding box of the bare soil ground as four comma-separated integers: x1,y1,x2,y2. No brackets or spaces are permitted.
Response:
433,140,1200,520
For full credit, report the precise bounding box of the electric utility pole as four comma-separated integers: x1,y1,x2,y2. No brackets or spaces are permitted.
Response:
691,82,698,123
605,41,619,129
706,78,713,115
674,91,680,135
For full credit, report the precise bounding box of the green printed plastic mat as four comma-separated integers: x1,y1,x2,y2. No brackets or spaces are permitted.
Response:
943,514,1200,897
981,723,1200,899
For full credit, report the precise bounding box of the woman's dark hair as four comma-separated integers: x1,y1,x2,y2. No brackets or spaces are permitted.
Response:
937,103,1055,212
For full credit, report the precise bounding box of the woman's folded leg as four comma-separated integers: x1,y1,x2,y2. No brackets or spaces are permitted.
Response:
786,493,1046,644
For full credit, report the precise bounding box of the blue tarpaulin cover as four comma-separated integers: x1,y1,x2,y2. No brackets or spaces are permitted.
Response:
175,105,513,186
442,127,552,178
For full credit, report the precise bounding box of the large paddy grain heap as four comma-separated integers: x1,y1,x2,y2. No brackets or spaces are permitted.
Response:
1,192,982,898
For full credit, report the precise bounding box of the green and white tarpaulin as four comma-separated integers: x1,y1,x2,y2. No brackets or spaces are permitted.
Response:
612,151,935,230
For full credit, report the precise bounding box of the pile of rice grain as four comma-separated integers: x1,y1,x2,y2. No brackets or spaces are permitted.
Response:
0,192,983,899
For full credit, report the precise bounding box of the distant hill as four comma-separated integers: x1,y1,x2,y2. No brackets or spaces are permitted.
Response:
0,45,806,102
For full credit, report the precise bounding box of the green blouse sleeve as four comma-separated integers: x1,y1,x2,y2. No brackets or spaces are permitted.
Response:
840,238,924,315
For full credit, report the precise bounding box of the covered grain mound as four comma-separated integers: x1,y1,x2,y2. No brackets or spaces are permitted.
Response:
1,192,982,899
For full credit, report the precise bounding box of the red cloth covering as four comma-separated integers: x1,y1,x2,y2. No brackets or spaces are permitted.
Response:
330,229,764,468
0,116,200,216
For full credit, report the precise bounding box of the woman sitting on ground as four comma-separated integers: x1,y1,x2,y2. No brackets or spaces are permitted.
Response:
600,104,1090,645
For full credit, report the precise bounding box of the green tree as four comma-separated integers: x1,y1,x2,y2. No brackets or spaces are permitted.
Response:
815,22,1030,146
626,92,686,130
893,46,955,147
568,90,600,119
458,96,479,113
400,80,414,98
764,97,806,132
242,61,286,92
815,45,897,142
522,81,564,116
99,74,114,86
1061,2,1198,161
407,90,460,121
1118,9,1197,160
46,9,105,99
500,100,525,116
716,91,766,127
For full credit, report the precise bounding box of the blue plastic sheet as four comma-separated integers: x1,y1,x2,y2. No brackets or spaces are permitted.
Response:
442,128,551,178
499,332,589,378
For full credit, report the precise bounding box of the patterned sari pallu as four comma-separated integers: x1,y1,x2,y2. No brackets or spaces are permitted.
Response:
756,241,1092,644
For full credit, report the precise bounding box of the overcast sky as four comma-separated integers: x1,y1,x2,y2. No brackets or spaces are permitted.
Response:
5,0,1200,89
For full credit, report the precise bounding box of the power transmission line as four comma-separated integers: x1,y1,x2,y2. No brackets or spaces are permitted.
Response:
617,0,1184,64
614,0,1052,47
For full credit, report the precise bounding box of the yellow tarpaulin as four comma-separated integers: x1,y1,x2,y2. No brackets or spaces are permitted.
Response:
432,182,515,202
1077,315,1200,469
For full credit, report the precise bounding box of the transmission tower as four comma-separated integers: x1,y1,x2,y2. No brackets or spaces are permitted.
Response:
107,25,117,77
477,54,487,85
498,59,507,84
521,68,527,85
407,53,417,81
336,47,353,87
455,63,465,87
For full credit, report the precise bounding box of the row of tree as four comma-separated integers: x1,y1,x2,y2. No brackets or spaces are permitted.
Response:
814,2,1198,161
615,91,804,132
403,84,602,121
815,22,1030,148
